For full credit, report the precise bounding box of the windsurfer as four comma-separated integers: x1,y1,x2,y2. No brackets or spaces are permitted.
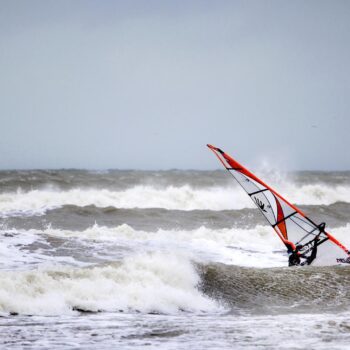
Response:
288,235,320,266
207,144,350,266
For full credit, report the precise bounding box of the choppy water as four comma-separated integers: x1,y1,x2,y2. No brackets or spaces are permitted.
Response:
1,170,350,349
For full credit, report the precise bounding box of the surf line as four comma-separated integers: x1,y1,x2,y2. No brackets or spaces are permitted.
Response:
207,144,350,266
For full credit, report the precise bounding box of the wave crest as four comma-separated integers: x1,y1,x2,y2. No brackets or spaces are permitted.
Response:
1,183,350,216
0,252,219,316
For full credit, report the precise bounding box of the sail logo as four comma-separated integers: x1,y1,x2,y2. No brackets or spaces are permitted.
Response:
254,197,267,212
336,257,350,264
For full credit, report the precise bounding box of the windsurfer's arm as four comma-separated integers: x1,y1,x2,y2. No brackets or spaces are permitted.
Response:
302,235,320,266
285,240,295,254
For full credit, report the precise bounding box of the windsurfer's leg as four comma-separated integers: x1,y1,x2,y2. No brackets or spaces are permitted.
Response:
306,240,318,265
288,252,301,266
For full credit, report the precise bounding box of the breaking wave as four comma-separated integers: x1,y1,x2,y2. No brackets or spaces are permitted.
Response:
1,183,350,216
0,252,219,316
1,250,349,316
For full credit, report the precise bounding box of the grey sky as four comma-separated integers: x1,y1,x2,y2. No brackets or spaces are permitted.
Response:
0,0,349,170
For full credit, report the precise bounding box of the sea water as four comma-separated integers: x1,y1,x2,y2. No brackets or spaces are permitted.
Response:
0,170,350,349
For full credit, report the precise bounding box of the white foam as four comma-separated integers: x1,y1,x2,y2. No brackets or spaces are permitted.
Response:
0,252,220,316
0,186,243,216
32,222,350,267
282,183,350,206
0,225,87,270
12,224,285,268
1,183,349,216
330,224,350,247
3,222,349,270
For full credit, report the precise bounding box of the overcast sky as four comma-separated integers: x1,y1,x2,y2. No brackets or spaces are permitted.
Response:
0,0,349,170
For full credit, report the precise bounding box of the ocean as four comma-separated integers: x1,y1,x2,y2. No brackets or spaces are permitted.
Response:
0,169,350,349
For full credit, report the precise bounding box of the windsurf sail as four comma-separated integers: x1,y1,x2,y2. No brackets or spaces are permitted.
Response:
207,144,350,266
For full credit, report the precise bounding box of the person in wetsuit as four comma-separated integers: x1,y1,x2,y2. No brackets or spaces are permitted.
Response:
288,244,302,266
288,222,325,266
288,234,320,266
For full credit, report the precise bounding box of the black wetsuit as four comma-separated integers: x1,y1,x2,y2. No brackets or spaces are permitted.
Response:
302,239,318,266
288,251,301,266
288,237,319,266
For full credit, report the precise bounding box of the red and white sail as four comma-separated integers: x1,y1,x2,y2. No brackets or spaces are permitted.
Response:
207,144,350,266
